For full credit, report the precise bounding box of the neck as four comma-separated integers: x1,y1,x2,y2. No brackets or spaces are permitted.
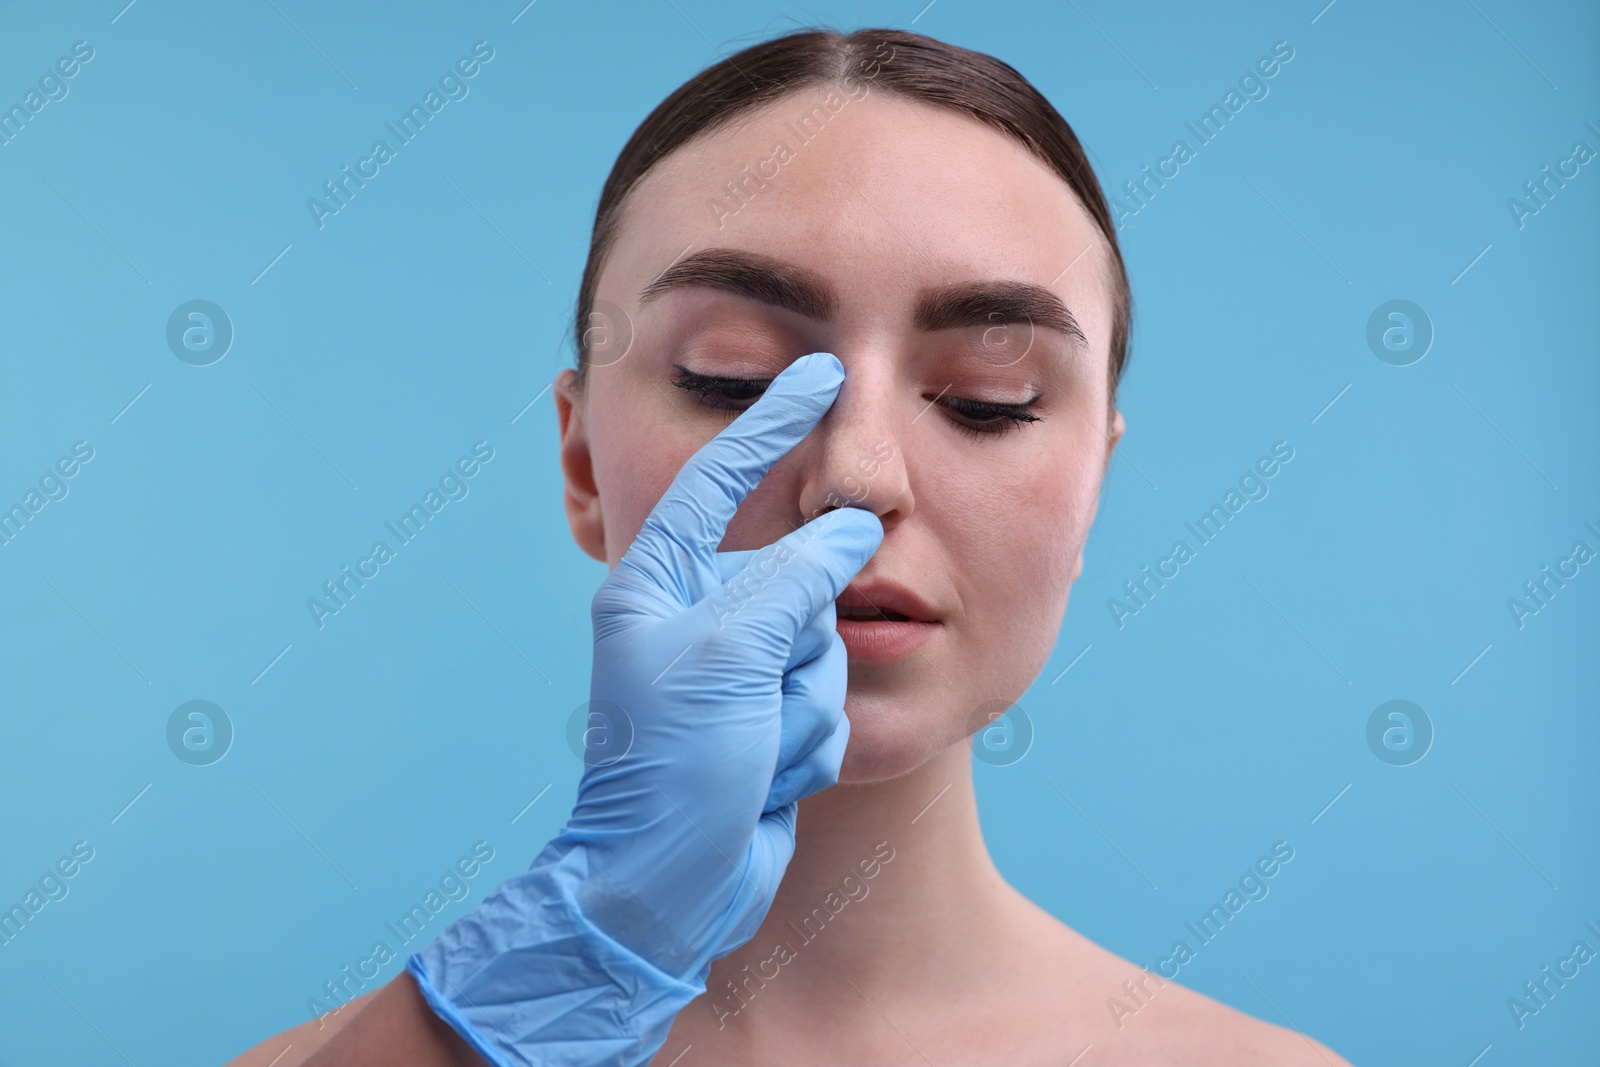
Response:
697,743,1019,1028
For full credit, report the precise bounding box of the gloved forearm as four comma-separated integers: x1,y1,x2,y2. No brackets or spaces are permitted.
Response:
407,837,704,1067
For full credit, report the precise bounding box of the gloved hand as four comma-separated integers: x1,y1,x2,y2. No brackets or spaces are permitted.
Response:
407,352,883,1066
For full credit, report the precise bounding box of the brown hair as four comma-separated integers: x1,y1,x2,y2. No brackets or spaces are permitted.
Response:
573,26,1133,401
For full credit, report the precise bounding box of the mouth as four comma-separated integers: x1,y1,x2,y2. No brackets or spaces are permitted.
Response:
833,580,940,661
835,604,912,622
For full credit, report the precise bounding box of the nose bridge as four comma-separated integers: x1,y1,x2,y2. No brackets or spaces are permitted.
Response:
798,360,912,527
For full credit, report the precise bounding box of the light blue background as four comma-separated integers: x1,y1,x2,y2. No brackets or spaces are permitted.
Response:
2,1,1596,1064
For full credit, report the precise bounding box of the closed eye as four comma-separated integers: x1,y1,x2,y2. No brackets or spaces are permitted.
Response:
669,364,1044,439
669,366,772,413
933,393,1044,438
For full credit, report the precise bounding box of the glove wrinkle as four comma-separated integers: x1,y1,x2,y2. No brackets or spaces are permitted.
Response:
410,842,706,1067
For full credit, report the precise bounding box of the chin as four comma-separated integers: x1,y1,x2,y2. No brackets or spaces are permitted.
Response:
835,689,957,784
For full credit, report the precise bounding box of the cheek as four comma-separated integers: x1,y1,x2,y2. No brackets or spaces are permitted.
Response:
1020,462,1097,608
592,378,704,566
941,444,1096,656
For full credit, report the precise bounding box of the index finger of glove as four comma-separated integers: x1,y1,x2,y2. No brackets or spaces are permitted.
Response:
616,352,845,607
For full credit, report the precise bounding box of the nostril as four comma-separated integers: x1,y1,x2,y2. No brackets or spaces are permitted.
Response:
795,425,911,529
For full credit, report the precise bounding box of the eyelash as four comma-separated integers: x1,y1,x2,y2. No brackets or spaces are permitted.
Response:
669,365,1044,438
939,395,1044,438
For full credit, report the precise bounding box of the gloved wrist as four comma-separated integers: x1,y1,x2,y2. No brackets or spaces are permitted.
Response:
407,836,708,1067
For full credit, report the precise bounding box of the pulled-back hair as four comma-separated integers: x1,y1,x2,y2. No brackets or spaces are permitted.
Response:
574,26,1132,400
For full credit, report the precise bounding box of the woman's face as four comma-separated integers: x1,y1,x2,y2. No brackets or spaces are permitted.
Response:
555,87,1124,783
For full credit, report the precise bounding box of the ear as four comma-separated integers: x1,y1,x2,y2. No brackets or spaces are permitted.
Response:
1071,406,1125,583
554,368,608,563
1104,406,1126,468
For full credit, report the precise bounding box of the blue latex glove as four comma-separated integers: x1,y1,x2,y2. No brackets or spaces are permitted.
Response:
407,352,883,1066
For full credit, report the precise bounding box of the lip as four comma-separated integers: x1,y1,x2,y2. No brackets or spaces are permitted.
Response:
834,579,940,661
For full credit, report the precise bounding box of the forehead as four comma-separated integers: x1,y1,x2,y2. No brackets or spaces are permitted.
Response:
600,88,1113,350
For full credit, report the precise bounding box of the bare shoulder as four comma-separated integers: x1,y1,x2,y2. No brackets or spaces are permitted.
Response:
223,990,380,1067
1094,971,1356,1067
1003,897,1355,1067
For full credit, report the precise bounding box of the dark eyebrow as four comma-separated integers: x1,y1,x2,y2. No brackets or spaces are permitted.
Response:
914,281,1088,352
639,248,836,321
638,247,1087,351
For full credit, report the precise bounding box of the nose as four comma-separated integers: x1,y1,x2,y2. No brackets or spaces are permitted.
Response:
795,356,913,533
